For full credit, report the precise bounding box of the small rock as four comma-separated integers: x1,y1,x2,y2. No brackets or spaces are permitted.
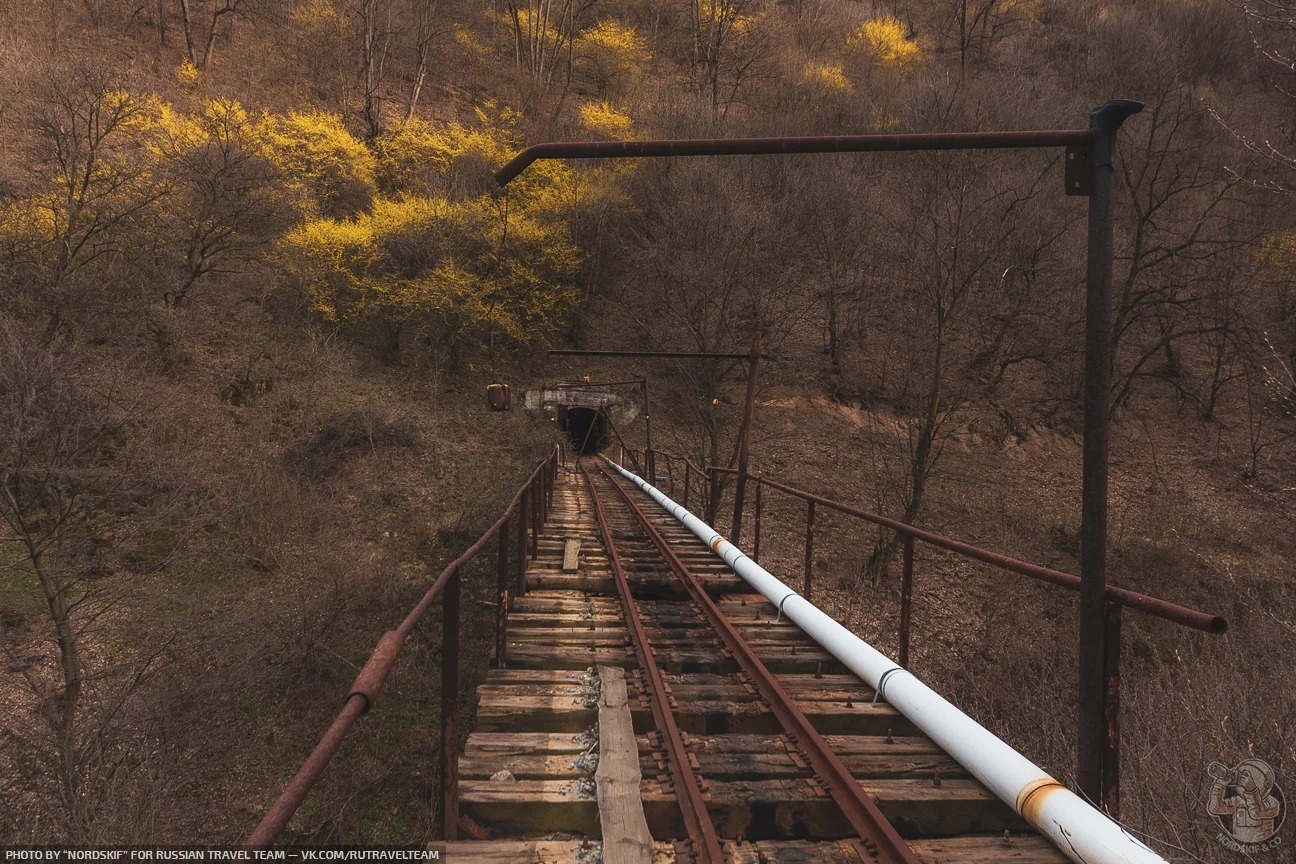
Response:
490,770,516,783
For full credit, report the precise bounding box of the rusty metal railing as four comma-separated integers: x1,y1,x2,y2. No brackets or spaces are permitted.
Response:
245,444,562,848
631,449,1226,815
649,450,712,517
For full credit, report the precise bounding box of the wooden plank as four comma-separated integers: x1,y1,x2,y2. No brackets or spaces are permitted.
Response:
442,840,597,863
563,538,582,571
458,779,599,836
724,837,1068,863
909,835,1069,863
596,666,652,864
461,753,591,780
465,731,594,755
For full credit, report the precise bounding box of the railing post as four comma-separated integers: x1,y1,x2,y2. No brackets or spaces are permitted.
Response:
707,469,719,527
730,329,762,547
804,500,815,600
516,490,529,596
753,481,763,564
530,482,539,559
683,465,691,510
439,566,461,840
899,534,914,668
496,516,510,669
543,461,552,517
1103,601,1122,817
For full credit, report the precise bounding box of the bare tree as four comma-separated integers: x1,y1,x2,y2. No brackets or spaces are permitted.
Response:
613,159,811,469
0,322,175,839
405,0,441,121
146,110,294,308
861,147,1061,581
502,0,596,116
1109,85,1262,411
357,0,393,139
939,0,1025,75
177,0,251,70
1212,1,1296,188
24,70,162,339
689,0,771,119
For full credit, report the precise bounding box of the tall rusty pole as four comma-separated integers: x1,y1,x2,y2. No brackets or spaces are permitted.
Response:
1077,99,1142,809
730,328,763,545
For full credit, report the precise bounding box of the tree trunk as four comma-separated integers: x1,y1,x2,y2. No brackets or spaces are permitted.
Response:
177,0,197,65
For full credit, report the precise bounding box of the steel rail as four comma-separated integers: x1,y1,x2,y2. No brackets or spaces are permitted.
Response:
605,457,1170,864
496,129,1094,185
579,462,725,864
708,466,1226,634
595,462,924,864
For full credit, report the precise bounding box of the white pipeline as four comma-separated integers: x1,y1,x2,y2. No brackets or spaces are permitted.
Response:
604,458,1167,864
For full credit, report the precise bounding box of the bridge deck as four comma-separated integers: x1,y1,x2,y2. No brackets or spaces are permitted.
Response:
447,461,1068,863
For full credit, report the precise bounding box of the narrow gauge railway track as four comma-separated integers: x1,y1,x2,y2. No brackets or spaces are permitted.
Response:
450,459,1070,863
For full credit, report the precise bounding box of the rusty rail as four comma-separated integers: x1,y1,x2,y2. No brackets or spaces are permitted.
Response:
497,102,1153,811
596,461,924,864
581,463,726,863
245,446,561,848
642,450,1224,817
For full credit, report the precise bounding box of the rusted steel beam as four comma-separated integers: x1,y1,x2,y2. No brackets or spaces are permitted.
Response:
580,464,725,864
705,467,1225,634
1078,100,1143,806
496,129,1095,185
551,378,647,388
598,462,923,864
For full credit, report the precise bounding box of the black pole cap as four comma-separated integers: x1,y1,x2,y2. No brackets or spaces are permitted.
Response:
1089,99,1145,168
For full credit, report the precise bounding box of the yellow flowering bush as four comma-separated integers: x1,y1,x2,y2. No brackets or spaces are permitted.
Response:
801,63,853,92
848,17,921,67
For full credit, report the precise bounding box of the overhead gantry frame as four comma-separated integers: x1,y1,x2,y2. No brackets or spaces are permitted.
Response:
496,100,1146,812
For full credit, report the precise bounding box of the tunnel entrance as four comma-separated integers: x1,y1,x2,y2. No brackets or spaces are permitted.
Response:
566,407,609,455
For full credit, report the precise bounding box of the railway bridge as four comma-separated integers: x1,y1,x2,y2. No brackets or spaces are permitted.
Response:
245,445,1223,864
245,102,1230,863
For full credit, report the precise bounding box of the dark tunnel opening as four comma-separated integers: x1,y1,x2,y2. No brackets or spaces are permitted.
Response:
566,407,609,455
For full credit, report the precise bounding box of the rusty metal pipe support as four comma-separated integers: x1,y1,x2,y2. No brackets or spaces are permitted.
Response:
496,129,1094,186
604,457,1170,864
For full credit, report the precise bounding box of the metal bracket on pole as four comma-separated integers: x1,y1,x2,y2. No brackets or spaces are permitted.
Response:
1065,143,1093,197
